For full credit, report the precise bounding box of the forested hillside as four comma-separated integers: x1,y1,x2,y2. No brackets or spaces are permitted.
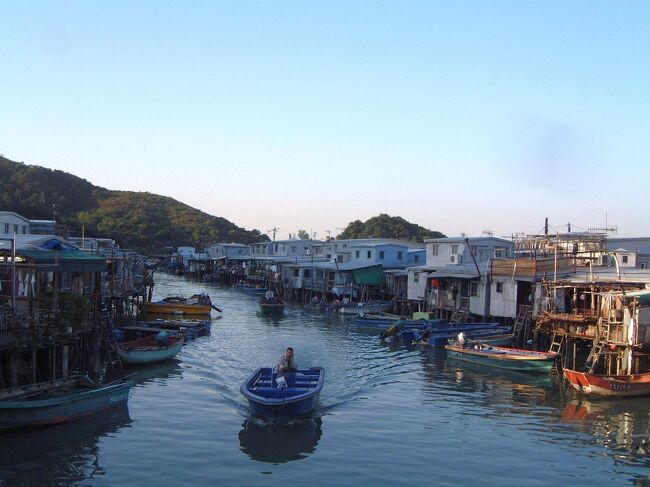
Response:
0,156,266,252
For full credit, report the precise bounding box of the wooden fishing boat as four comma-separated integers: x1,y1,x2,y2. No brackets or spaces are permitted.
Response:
142,293,217,315
117,333,185,365
259,302,286,315
445,344,559,372
0,376,133,430
241,367,324,418
563,368,650,397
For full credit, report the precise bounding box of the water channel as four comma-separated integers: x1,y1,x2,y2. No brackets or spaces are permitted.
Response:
1,272,649,485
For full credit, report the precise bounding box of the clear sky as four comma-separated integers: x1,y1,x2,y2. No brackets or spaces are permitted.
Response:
1,2,648,241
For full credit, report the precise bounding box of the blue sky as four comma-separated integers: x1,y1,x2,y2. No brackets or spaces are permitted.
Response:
1,2,648,240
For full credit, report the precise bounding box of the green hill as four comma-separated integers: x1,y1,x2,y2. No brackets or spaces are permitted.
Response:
0,156,266,252
337,214,445,242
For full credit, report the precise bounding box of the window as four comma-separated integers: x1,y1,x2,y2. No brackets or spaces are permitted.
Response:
431,244,439,256
496,282,503,293
470,282,478,297
274,243,278,252
22,225,27,234
379,251,385,260
414,273,419,284
622,255,629,264
414,255,419,263
495,249,503,258
355,250,360,258
367,251,372,259
641,262,647,269
397,251,403,260
293,268,299,277
451,244,458,254
337,255,343,263
291,246,296,253
13,224,18,234
303,269,311,278
3,224,8,234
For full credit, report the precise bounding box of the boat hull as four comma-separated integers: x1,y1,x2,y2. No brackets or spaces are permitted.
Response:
259,303,285,315
563,368,650,397
117,335,185,365
142,302,211,315
338,301,394,315
241,367,324,418
445,345,558,372
0,377,133,430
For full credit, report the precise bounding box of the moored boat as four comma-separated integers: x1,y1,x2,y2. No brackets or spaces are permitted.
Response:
563,368,650,397
117,332,185,365
336,300,394,315
445,344,559,372
241,367,324,418
0,376,133,430
235,284,269,296
142,293,218,315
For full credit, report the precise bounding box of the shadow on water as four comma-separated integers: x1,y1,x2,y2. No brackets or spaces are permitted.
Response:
0,405,131,486
239,416,323,464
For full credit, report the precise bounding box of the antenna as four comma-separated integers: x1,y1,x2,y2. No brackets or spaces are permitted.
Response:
481,230,493,237
266,227,280,241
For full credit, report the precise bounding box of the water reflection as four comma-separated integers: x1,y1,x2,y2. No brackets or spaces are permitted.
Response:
128,359,184,385
0,405,131,485
239,416,323,463
562,398,650,456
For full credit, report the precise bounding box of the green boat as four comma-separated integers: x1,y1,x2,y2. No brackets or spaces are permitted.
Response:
0,376,133,430
117,333,185,365
445,344,558,373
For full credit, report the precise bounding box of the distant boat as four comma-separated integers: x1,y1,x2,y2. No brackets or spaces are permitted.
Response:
563,368,650,397
445,344,558,373
336,300,394,315
0,376,133,430
142,293,219,315
117,332,185,365
241,367,324,418
235,284,269,296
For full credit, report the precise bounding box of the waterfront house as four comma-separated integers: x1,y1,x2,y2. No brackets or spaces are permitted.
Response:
407,237,514,320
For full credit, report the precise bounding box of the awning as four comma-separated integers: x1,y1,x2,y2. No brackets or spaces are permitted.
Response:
0,249,106,273
624,290,650,306
352,265,385,286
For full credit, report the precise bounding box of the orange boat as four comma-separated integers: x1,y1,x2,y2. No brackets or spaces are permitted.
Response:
564,368,650,397
142,294,217,316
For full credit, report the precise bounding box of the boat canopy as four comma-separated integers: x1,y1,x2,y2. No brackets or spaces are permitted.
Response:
353,265,385,286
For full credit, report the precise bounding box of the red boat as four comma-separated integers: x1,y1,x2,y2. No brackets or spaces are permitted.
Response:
563,368,650,397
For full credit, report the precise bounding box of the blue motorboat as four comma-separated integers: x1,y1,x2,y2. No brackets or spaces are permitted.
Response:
385,322,510,347
241,367,324,418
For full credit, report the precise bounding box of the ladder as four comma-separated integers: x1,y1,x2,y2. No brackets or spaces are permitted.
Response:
513,306,532,339
99,312,122,371
585,326,609,373
549,333,565,354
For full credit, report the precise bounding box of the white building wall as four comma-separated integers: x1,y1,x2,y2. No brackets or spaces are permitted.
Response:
407,269,428,301
489,279,518,318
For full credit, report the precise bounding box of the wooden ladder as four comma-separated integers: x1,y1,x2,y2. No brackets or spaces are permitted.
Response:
549,333,565,354
585,326,609,373
513,306,532,340
99,312,122,372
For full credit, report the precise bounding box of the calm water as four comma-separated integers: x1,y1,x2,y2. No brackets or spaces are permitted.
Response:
1,273,650,486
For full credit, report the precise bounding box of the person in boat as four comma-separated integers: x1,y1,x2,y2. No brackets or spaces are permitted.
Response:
342,296,350,305
276,347,297,373
457,332,467,348
311,296,320,305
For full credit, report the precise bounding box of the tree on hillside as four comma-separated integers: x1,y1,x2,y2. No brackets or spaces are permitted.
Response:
337,214,445,242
